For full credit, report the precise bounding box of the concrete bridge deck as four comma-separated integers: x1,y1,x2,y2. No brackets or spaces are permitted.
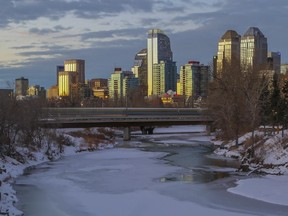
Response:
40,107,213,140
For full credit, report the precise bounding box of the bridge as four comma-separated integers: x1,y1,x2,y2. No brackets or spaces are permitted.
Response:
40,107,213,140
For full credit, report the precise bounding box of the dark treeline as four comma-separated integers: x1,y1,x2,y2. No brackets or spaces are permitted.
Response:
207,62,288,147
0,96,70,160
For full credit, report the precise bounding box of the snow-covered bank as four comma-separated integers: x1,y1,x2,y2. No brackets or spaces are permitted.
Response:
0,127,116,216
213,130,288,174
228,175,288,206
213,129,288,206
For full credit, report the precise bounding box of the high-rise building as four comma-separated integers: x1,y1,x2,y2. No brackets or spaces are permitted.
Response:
267,52,281,75
47,85,59,99
15,77,29,97
89,78,108,99
216,30,241,76
241,27,268,69
89,78,108,89
64,59,85,84
27,85,46,98
58,71,77,97
56,65,64,86
108,68,139,100
179,61,210,100
152,60,177,95
131,48,148,95
147,29,175,96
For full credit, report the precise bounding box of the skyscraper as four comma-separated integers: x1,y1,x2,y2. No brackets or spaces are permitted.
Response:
267,52,281,75
152,60,177,95
241,27,268,69
131,48,148,95
58,71,77,97
15,77,29,97
56,65,64,86
147,29,175,96
108,68,139,100
216,30,241,76
64,59,85,84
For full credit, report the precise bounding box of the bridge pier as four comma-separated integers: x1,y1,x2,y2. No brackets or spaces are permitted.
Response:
140,126,155,135
123,127,131,141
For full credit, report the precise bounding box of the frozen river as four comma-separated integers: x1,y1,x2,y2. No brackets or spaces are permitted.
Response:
14,127,288,216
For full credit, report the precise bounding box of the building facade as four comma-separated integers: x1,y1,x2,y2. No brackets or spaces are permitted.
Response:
267,52,281,75
27,85,46,98
152,60,177,95
64,59,85,84
89,78,108,89
147,29,175,96
108,68,139,100
179,61,210,100
216,30,241,76
131,48,148,95
241,27,268,69
58,71,77,97
56,65,64,86
15,77,29,97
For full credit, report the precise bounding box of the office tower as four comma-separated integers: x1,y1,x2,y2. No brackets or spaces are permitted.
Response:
241,27,268,69
56,65,64,86
131,48,148,95
15,77,29,97
108,68,139,100
147,29,175,96
47,85,59,99
27,85,46,98
179,61,210,100
89,78,108,89
64,59,85,84
267,52,281,75
216,30,241,76
58,71,77,97
89,78,108,99
152,60,177,95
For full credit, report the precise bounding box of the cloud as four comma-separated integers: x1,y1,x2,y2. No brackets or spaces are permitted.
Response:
29,25,72,35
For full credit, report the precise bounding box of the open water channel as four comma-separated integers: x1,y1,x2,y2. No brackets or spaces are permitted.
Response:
14,129,288,216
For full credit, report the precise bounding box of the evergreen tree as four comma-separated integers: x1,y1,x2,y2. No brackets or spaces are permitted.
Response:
270,74,282,133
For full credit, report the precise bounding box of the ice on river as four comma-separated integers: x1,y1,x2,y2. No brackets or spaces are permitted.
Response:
16,148,253,216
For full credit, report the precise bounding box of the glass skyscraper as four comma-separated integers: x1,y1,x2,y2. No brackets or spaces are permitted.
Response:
131,48,148,95
147,29,176,96
241,27,268,69
64,59,85,84
216,30,241,76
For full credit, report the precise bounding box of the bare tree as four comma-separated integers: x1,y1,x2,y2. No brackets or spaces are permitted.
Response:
207,62,268,145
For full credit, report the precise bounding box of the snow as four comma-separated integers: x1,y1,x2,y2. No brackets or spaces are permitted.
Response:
0,127,116,216
228,175,288,206
213,129,288,206
3,125,288,215
15,148,252,216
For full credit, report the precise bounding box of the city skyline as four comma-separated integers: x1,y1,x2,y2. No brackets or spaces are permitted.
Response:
1,0,288,88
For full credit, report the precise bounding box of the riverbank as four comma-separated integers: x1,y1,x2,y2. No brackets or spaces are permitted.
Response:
213,129,288,206
0,127,116,216
3,126,288,215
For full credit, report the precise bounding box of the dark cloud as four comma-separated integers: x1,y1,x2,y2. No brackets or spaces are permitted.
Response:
0,0,155,27
2,0,288,89
29,25,72,35
78,28,145,41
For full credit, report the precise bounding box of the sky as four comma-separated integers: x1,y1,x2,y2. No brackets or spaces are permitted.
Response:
0,0,288,89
